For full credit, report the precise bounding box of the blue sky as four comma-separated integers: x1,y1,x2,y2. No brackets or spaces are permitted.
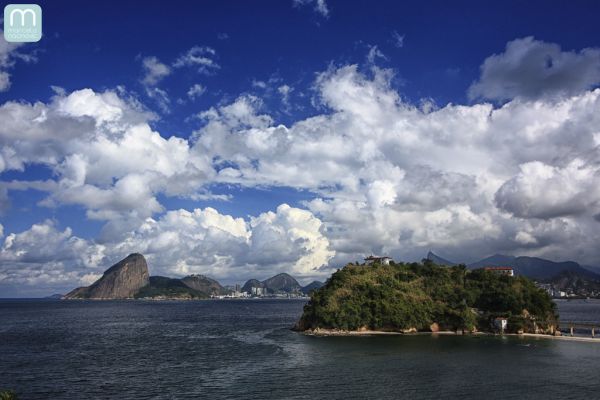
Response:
2,0,600,295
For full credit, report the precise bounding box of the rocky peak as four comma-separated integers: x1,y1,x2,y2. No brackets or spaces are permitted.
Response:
64,253,150,299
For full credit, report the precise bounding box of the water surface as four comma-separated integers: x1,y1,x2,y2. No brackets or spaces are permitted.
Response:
1,299,599,399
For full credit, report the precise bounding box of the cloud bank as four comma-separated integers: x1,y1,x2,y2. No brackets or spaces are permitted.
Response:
0,205,333,295
1,37,600,294
469,37,600,101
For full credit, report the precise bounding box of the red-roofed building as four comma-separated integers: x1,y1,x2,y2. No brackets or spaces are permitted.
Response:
484,267,514,277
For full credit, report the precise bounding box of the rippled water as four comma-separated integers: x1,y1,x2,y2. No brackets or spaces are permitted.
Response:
1,299,599,399
556,299,600,324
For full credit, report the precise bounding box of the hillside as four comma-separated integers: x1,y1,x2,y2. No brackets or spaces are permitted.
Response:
242,273,307,295
241,279,264,293
426,251,456,266
135,276,209,299
542,271,600,298
468,255,600,280
64,253,150,299
295,260,558,334
427,251,600,281
583,264,600,274
263,273,302,293
301,281,324,294
181,274,226,296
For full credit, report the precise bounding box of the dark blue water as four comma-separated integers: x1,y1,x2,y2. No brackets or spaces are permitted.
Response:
1,299,599,399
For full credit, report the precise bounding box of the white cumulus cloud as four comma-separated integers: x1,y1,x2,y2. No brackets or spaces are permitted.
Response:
0,30,38,92
3,38,600,295
495,159,600,219
140,56,171,86
191,58,600,266
187,83,206,100
0,88,214,225
0,205,334,295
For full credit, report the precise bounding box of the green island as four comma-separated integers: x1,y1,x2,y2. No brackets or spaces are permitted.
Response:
295,260,559,335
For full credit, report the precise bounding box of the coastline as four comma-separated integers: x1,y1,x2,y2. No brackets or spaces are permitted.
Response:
59,296,308,301
301,329,600,342
516,333,600,343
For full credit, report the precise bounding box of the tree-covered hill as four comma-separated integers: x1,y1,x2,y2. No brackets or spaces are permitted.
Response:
134,276,209,299
295,260,558,334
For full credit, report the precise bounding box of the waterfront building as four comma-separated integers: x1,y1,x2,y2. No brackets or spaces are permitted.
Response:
251,287,265,296
493,317,508,333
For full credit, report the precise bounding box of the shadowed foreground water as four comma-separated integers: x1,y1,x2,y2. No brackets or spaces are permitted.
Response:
1,299,599,399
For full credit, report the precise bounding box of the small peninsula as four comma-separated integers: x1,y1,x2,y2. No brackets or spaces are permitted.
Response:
295,260,559,335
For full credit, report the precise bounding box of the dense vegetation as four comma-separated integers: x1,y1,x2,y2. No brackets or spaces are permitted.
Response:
0,390,18,400
134,276,209,299
296,260,558,334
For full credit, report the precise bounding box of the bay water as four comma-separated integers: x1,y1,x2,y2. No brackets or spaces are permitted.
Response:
1,299,599,399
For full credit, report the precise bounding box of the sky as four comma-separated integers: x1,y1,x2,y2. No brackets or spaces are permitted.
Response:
1,0,600,296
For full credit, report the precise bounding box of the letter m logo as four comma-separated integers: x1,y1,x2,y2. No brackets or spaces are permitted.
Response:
3,4,42,42
9,7,37,26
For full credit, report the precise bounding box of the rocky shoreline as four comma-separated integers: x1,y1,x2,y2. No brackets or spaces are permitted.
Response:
300,328,600,342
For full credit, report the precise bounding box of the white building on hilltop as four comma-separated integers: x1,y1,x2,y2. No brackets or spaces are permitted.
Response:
364,255,392,265
483,267,515,277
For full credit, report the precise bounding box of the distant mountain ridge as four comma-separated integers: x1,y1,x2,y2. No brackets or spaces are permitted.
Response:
135,276,209,299
426,251,457,266
135,275,229,299
301,281,325,294
63,253,317,300
582,265,600,275
242,273,322,295
469,255,600,280
182,274,226,296
64,254,226,300
56,251,600,299
263,273,302,292
427,251,600,281
467,254,517,269
543,270,600,298
242,273,301,294
241,278,264,293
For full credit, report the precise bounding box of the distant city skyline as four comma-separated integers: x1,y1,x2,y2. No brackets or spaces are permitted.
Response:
2,0,600,296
